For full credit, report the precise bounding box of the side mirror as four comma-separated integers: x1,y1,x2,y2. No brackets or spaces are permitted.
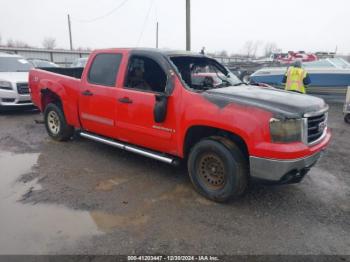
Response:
153,73,175,123
153,93,168,123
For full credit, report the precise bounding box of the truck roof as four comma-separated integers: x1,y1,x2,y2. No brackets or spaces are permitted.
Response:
93,48,207,58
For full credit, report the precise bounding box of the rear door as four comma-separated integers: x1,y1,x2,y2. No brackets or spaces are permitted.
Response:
79,52,122,138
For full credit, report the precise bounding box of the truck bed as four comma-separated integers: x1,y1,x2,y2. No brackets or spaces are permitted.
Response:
38,67,84,79
29,67,82,124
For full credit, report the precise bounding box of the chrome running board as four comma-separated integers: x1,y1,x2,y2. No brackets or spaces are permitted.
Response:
80,131,179,165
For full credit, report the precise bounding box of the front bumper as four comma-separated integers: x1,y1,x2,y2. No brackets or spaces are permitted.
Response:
0,90,33,107
250,150,323,183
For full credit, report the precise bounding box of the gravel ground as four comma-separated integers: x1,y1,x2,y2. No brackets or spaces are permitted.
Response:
0,104,349,256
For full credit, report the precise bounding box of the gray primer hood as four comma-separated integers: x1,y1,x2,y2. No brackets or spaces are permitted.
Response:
204,85,328,118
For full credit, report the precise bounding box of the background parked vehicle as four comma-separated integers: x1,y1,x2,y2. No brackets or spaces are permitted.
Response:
272,51,318,64
0,52,34,109
27,59,59,68
70,57,88,68
250,58,350,102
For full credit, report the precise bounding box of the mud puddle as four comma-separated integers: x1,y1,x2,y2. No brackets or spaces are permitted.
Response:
0,151,102,254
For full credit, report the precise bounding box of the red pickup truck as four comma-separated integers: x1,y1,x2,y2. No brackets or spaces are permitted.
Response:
29,48,331,202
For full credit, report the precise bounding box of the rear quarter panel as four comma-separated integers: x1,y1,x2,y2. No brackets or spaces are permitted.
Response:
29,69,81,127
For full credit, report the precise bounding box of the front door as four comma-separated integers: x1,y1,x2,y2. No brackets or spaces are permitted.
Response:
116,55,178,154
79,53,122,138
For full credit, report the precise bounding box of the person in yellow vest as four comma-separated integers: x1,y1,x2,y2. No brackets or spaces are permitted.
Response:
282,60,311,94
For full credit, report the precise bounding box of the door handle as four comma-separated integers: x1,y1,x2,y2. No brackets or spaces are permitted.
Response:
82,90,93,96
118,97,133,104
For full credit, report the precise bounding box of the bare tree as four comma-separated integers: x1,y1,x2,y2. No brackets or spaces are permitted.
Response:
243,41,253,57
4,38,31,48
7,39,15,47
242,41,261,58
42,37,56,49
264,42,279,57
218,50,228,57
14,40,30,48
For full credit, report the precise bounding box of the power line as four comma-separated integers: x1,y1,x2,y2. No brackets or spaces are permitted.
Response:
72,0,129,23
136,0,155,46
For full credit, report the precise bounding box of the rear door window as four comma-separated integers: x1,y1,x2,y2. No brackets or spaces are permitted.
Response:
88,53,122,86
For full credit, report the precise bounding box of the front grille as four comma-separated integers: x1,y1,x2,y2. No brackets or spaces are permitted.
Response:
17,100,32,104
307,113,327,144
17,83,29,94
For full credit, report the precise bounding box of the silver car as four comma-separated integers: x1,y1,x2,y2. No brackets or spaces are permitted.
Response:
0,53,34,108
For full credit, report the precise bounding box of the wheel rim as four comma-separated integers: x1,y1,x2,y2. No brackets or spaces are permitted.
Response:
47,110,60,135
197,152,226,190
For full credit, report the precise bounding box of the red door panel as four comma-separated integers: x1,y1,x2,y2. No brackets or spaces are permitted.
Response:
79,85,118,138
78,52,123,138
116,88,178,155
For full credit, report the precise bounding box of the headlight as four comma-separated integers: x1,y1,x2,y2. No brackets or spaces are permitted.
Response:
270,118,303,143
0,81,13,90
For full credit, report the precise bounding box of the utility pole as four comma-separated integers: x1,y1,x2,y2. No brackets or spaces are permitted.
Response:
67,14,73,50
156,22,159,48
186,0,191,51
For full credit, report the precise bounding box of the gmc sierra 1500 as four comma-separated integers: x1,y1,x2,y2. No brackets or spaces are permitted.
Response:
29,48,331,202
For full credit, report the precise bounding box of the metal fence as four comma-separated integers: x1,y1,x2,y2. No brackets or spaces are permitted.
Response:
1,46,348,68
0,47,90,67
0,46,244,67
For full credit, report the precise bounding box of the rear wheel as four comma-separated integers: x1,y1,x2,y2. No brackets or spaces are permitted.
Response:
44,103,74,141
188,137,248,202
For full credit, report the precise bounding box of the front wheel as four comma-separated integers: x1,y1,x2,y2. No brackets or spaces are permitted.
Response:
188,138,248,202
44,103,74,141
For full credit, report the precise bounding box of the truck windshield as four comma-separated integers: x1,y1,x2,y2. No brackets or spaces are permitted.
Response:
170,56,242,90
0,57,33,72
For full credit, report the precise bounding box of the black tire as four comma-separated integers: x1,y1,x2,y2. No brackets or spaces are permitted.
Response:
344,114,350,124
44,103,74,141
188,137,248,202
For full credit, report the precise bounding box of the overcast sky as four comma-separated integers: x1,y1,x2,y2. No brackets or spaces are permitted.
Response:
0,0,349,55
